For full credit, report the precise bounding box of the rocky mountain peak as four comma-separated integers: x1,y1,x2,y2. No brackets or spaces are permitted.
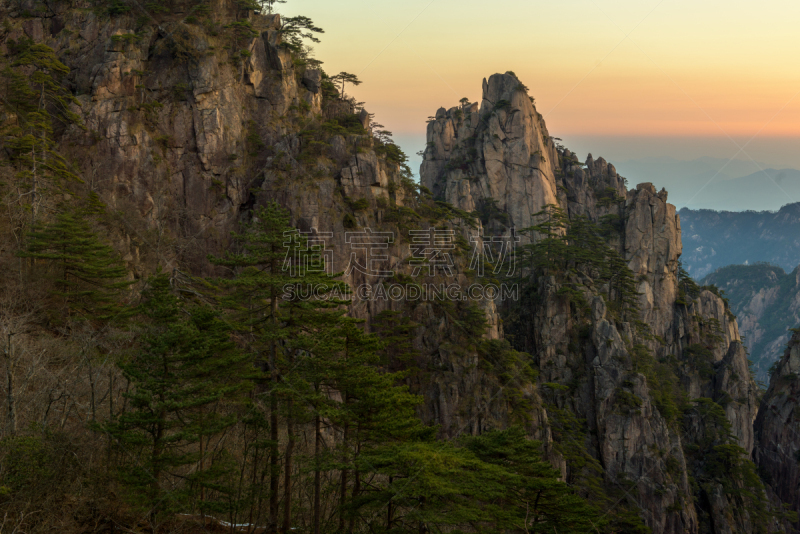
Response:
421,73,559,238
0,1,794,524
419,72,774,533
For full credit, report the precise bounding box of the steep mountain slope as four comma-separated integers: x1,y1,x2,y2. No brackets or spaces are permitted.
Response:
703,264,800,383
679,203,800,278
421,73,771,534
7,0,540,439
0,2,795,533
755,330,800,532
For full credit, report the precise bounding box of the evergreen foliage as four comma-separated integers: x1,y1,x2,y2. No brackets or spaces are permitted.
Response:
356,427,603,533
20,209,131,323
464,427,604,533
511,205,644,331
330,72,361,100
630,344,686,426
209,200,347,357
1,39,83,224
209,200,348,531
101,275,252,528
278,16,324,54
0,6,781,532
683,397,778,533
261,0,287,13
545,403,651,532
477,339,539,423
319,318,428,532
372,309,420,372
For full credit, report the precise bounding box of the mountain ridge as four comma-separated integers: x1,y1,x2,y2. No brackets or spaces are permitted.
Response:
1,2,799,532
679,202,800,278
420,72,776,533
701,263,800,383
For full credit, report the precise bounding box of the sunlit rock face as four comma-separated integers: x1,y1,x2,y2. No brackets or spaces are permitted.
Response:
422,71,764,534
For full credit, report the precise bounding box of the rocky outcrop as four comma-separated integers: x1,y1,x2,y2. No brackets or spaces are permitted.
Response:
587,296,699,534
623,184,682,343
704,263,800,382
8,4,324,273
2,3,783,529
421,73,560,238
422,73,764,534
755,331,800,530
0,1,547,448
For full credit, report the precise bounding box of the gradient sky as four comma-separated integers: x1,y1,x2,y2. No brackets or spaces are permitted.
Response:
281,0,800,209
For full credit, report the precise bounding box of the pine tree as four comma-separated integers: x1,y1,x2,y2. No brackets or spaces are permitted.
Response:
209,200,347,533
277,278,346,534
357,428,603,534
331,320,390,532
463,427,604,533
261,0,286,13
210,201,297,531
20,209,131,323
372,309,420,372
304,317,426,533
356,439,509,533
330,72,361,100
294,329,347,534
606,247,642,323
513,206,644,328
101,275,252,531
518,204,570,273
2,39,83,227
279,16,324,55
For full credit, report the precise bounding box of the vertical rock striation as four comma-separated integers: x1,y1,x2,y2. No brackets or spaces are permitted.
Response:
755,331,800,531
422,72,765,534
2,4,787,528
421,73,560,238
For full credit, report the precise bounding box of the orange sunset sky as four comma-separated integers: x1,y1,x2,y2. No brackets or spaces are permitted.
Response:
280,0,800,207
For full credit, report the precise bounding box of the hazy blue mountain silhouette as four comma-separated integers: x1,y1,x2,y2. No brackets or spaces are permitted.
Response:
679,202,800,279
614,157,800,210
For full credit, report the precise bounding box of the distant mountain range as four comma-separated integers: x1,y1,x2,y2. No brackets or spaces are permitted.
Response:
678,202,800,279
702,263,800,383
679,201,800,381
614,156,800,211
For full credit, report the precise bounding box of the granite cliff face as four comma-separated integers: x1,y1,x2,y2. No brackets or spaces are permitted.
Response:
0,4,792,531
0,0,549,448
18,1,319,272
421,73,560,238
755,331,800,532
704,264,800,382
422,73,767,534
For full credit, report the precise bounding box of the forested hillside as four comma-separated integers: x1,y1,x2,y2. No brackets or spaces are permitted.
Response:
1,1,799,533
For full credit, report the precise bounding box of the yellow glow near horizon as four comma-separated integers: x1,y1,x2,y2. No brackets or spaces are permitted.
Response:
280,0,800,139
